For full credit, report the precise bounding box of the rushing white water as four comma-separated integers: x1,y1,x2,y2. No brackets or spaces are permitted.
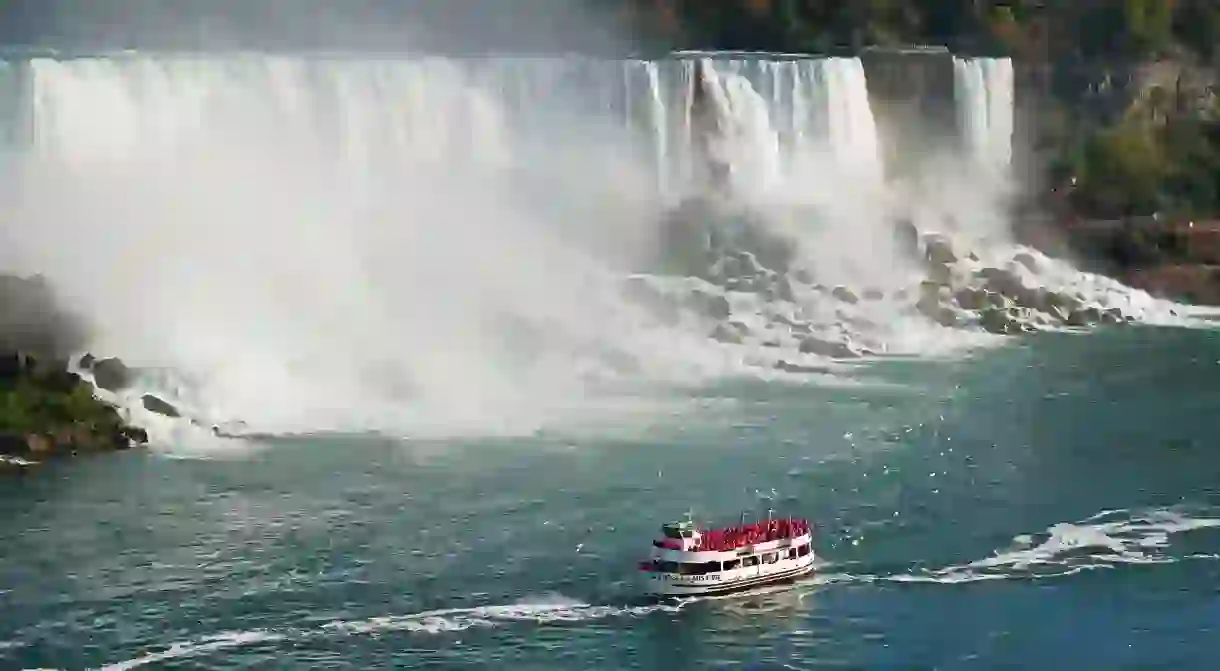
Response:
952,56,1014,178
0,51,1196,442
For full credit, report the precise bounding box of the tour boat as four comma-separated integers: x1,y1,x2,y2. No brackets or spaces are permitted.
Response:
638,511,816,597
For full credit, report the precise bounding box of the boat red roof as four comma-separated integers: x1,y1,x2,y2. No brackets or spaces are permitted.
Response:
653,517,812,553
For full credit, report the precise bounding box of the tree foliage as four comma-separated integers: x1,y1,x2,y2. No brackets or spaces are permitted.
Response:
625,0,1209,62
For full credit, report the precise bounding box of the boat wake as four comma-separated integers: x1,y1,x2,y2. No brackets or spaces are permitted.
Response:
880,506,1220,584
95,597,688,671
83,506,1218,670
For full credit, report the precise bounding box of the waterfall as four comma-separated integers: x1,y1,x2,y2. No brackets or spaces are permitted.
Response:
0,52,1028,203
0,53,896,204
953,57,1014,177
669,56,884,198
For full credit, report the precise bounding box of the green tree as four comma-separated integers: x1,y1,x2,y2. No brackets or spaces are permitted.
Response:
1074,122,1167,216
1124,0,1175,55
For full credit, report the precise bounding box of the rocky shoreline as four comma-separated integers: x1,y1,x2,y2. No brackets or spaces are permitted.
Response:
632,197,1170,370
0,273,161,474
0,351,149,473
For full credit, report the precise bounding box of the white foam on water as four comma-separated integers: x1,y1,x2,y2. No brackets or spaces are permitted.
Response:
96,630,285,671
887,507,1220,584
96,596,687,669
321,596,686,636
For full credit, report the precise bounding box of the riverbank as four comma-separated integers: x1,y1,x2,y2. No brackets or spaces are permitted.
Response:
0,272,149,473
0,351,149,473
1016,215,1220,305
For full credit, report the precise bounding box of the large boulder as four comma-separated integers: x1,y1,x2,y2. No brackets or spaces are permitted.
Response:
772,276,797,302
775,360,831,374
954,287,989,311
656,197,797,281
980,307,1023,335
923,233,958,266
798,336,858,358
141,394,180,418
92,357,134,392
831,286,860,304
710,322,747,344
893,217,920,259
1013,251,1040,272
916,294,960,327
687,290,731,321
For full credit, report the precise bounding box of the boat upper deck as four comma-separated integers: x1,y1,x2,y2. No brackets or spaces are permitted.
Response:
653,517,811,553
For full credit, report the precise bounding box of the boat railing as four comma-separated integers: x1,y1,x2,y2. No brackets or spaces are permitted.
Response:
695,518,811,552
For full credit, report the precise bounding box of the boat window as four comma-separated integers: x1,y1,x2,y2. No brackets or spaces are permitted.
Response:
797,544,811,557
742,555,760,567
658,561,680,573
679,561,720,575
762,552,778,564
722,559,741,570
788,548,797,560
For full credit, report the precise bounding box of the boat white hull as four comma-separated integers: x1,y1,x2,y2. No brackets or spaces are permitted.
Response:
643,553,817,597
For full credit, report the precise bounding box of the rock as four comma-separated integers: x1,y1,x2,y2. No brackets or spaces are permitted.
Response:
92,357,133,392
923,234,958,266
775,360,831,374
710,319,752,344
1042,291,1080,315
980,307,1022,335
78,353,96,370
770,312,802,329
927,262,953,286
917,295,959,327
919,280,946,301
1013,252,1039,272
734,251,763,277
686,290,731,321
894,217,920,258
794,269,814,284
121,426,149,446
863,288,884,301
1066,306,1102,326
141,394,180,418
1101,307,1125,324
774,276,796,302
954,287,989,311
798,336,858,358
25,433,52,454
978,267,1022,293
831,286,859,304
